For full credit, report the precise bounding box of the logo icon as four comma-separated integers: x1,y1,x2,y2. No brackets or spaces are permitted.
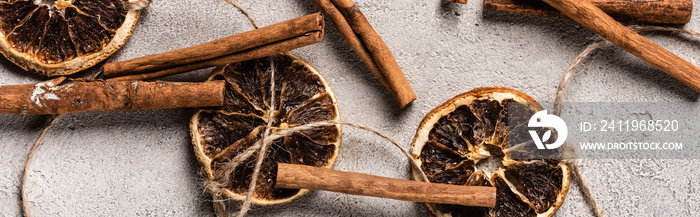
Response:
528,110,567,150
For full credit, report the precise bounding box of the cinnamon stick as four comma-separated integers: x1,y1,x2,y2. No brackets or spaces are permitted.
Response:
103,13,325,78
313,0,416,108
108,31,323,81
540,0,700,93
481,0,692,24
0,78,225,115
276,163,496,208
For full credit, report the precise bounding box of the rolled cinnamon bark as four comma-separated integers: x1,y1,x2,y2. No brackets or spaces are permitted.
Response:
0,78,225,115
108,31,322,81
103,13,325,78
314,0,416,108
539,0,700,92
276,163,497,208
482,0,692,24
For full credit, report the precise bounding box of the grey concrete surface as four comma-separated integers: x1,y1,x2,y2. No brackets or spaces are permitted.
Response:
2,0,700,216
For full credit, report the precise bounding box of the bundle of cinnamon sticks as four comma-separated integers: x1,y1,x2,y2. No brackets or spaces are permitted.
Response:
312,0,416,108
7,0,696,114
1,13,325,115
2,6,420,114
107,2,418,109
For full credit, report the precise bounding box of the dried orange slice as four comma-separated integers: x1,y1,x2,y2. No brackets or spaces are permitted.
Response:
410,87,570,217
190,53,341,205
0,0,139,76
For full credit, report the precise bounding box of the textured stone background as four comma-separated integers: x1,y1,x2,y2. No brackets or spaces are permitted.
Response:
2,0,700,216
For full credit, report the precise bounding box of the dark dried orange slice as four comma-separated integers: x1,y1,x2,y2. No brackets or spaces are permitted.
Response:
410,87,570,217
0,0,139,76
190,53,341,205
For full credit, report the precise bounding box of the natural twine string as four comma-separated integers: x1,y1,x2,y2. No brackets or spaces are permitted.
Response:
555,26,700,217
238,59,277,217
201,2,259,216
555,26,700,115
224,0,260,29
203,3,262,215
19,1,156,213
20,115,59,217
203,120,430,217
20,64,109,217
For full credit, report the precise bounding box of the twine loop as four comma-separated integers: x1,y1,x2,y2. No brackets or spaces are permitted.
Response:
555,25,700,217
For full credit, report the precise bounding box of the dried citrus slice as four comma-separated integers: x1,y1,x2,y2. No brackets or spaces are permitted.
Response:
410,87,570,217
0,0,139,76
190,53,341,205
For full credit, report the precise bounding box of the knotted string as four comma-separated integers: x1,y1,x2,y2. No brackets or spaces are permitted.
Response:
237,59,277,217
555,26,700,217
206,6,428,216
203,116,431,216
